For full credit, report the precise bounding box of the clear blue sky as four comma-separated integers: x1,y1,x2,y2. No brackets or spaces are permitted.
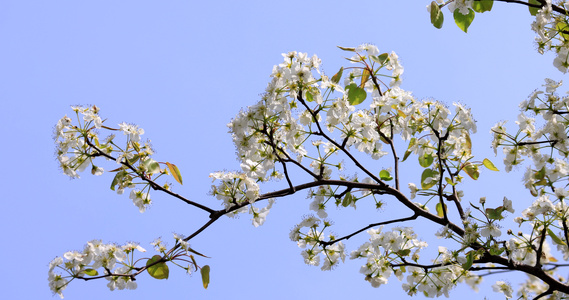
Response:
0,1,563,299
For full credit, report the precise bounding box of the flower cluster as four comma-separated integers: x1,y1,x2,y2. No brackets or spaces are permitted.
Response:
48,240,145,298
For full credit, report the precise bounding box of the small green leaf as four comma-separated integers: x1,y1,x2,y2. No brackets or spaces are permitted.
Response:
548,228,567,246
396,249,411,256
201,265,210,289
370,53,389,64
401,138,416,162
110,170,127,191
482,158,499,171
84,269,98,276
462,251,474,270
436,202,447,217
534,167,546,180
146,255,169,280
166,162,183,185
464,133,472,154
453,8,475,33
346,83,367,105
486,206,505,220
557,21,569,41
489,246,504,256
528,0,541,16
472,0,493,13
445,177,456,186
421,169,438,189
379,170,393,181
337,46,356,52
143,158,160,175
463,163,480,180
342,192,353,207
419,153,434,168
305,90,314,102
128,154,140,165
430,1,444,29
331,67,344,84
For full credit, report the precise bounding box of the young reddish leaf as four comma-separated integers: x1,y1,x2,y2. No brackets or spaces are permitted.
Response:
360,68,371,89
201,265,210,289
337,46,356,52
331,67,344,84
166,162,183,185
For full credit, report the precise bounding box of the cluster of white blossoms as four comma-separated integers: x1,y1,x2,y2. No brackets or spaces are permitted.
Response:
48,240,146,298
492,78,569,298
530,0,569,73
53,105,173,213
289,215,346,271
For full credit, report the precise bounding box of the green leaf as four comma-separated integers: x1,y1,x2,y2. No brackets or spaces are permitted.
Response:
436,202,447,217
528,0,541,16
396,249,411,256
489,246,504,256
462,251,474,270
346,83,367,105
557,21,569,41
142,158,160,175
482,158,499,171
379,170,393,181
342,192,353,207
331,67,343,84
486,206,505,220
84,269,98,276
463,163,480,180
370,53,389,65
445,177,456,186
421,169,438,189
472,0,493,13
128,154,140,165
464,133,472,155
166,162,183,185
430,1,444,29
146,255,169,280
305,90,314,102
453,8,475,33
201,265,210,289
337,46,356,52
548,228,567,246
401,138,416,162
110,170,127,191
419,153,434,168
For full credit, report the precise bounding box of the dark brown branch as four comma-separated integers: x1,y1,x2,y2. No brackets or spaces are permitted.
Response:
320,213,419,247
85,138,216,214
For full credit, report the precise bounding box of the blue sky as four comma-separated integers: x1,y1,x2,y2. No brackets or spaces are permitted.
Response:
0,1,564,299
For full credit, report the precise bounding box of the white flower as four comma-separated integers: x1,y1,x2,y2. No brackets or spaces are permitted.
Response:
492,281,513,298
